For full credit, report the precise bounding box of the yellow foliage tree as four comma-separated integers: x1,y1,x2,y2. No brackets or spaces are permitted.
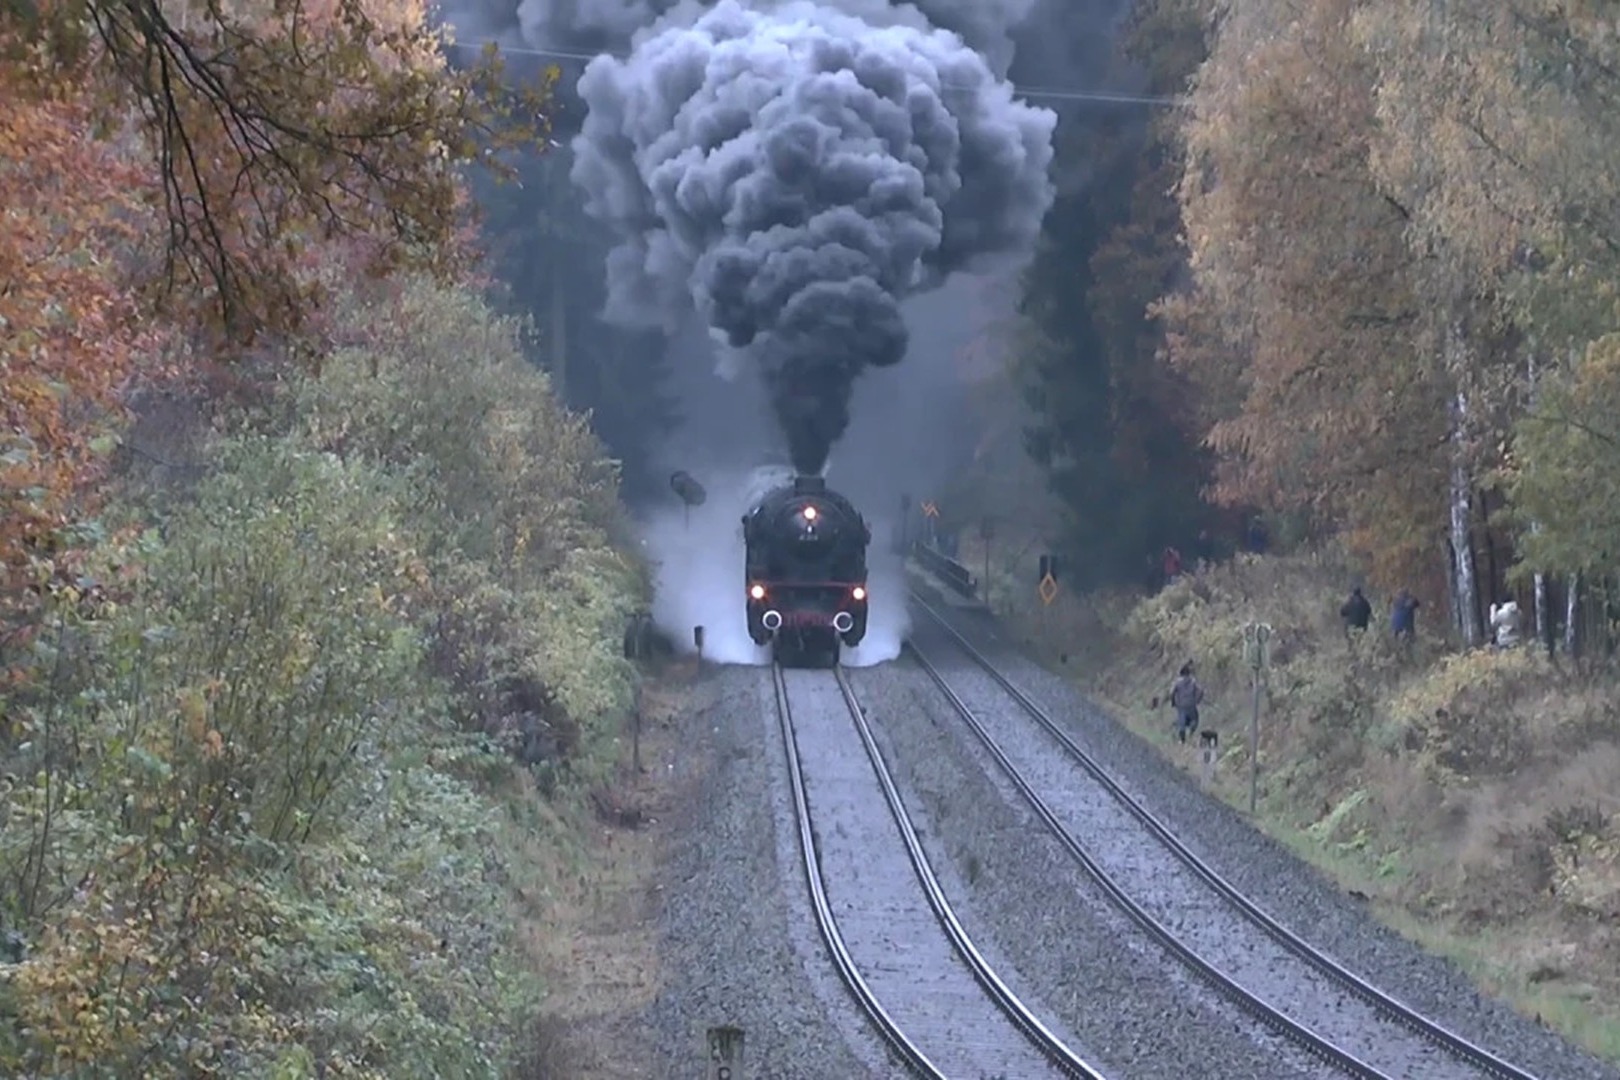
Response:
1168,0,1451,587
1353,0,1620,349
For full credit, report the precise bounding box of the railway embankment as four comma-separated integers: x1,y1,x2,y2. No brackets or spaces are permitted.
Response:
934,541,1620,1071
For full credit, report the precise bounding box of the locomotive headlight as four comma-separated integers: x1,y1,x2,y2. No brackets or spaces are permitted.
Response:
749,584,766,600
802,505,817,521
851,586,866,601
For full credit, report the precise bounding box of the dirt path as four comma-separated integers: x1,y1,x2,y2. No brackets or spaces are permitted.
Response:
523,659,711,1078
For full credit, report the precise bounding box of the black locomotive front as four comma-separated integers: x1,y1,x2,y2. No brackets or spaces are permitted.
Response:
742,475,870,665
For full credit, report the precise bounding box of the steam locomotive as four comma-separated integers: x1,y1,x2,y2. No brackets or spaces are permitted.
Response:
743,475,871,667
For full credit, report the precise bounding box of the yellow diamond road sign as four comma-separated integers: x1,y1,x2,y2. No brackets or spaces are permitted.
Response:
1039,572,1058,606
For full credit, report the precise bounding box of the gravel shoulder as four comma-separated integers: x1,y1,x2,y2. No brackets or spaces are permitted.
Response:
529,659,884,1078
909,579,1620,1080
848,659,1331,1080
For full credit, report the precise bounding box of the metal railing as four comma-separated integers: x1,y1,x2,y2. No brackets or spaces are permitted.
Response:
911,541,978,600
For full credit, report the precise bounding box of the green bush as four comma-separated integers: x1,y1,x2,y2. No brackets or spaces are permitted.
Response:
296,277,642,779
0,437,536,1076
0,276,648,1076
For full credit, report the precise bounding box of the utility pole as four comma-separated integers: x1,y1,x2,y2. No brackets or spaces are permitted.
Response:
1242,621,1273,813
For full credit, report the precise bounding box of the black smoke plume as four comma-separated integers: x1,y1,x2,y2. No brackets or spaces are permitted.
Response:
571,0,1055,474
437,0,1041,79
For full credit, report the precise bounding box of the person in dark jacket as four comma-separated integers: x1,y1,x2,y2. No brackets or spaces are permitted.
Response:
1168,662,1205,744
1391,589,1420,641
1246,517,1270,554
1340,586,1372,636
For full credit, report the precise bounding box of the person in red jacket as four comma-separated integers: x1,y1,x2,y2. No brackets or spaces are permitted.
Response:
1162,545,1183,586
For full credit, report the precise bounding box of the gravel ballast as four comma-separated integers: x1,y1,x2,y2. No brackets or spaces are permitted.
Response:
907,581,1620,1080
847,660,1331,1079
782,666,1079,1078
642,664,890,1078
902,616,1495,1078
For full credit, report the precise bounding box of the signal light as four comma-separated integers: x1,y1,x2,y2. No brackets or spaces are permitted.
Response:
851,586,866,601
749,584,766,600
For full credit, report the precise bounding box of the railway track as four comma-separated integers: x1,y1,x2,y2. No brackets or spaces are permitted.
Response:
770,660,1107,1079
905,592,1544,1080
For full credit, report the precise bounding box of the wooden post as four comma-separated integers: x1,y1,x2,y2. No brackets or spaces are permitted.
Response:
632,683,643,775
1242,622,1273,813
1248,668,1260,813
979,516,994,612
1199,730,1219,788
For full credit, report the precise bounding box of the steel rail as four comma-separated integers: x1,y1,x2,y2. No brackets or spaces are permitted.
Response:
905,639,1386,1077
909,591,1544,1080
829,665,1107,1080
771,661,943,1077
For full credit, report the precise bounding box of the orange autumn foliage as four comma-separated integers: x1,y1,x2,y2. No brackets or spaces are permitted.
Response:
79,0,555,341
0,55,160,630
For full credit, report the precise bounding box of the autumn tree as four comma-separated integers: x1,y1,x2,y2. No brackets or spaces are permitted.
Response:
1168,0,1468,612
1354,0,1620,644
6,0,553,342
0,0,554,658
0,55,157,656
1354,0,1620,351
1509,335,1620,577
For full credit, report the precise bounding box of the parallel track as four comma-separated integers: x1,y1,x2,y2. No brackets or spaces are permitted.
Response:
908,591,1542,1080
771,660,1107,1079
770,661,937,1076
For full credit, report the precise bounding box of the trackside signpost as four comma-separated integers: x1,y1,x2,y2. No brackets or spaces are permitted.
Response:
1242,621,1274,813
921,499,939,548
1038,554,1059,606
670,470,707,528
1037,554,1059,640
979,516,994,609
707,1025,745,1080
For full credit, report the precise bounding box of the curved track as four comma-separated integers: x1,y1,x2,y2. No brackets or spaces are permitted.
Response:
907,592,1543,1080
771,661,1107,1079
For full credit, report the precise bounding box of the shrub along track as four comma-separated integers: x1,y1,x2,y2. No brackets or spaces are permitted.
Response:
907,592,1543,1080
770,660,1105,1078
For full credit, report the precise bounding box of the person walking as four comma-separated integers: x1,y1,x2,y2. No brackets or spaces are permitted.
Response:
1169,662,1204,744
1340,586,1372,641
1391,588,1420,642
1490,599,1522,649
1161,546,1184,589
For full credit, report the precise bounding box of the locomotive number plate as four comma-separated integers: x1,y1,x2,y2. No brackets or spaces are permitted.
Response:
780,611,833,627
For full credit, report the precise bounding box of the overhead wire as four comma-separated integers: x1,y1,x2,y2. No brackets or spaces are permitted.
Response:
439,38,1188,107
